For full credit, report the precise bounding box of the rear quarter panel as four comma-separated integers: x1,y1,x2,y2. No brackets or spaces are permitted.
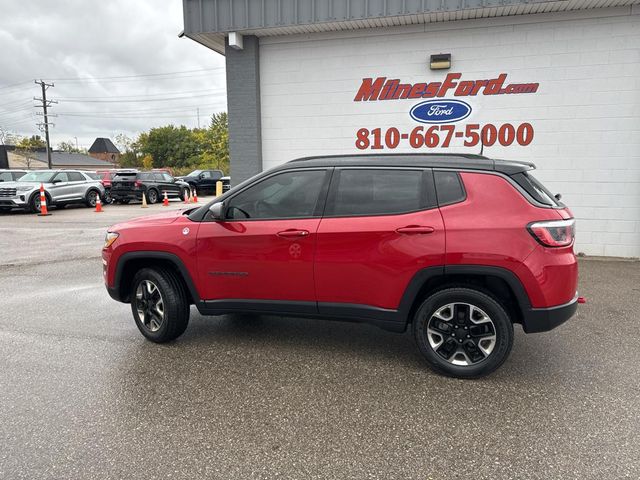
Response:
442,172,573,307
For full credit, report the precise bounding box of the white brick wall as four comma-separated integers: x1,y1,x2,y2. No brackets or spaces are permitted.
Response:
259,7,640,258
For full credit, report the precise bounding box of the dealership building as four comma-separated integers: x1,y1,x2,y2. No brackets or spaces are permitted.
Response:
182,0,640,257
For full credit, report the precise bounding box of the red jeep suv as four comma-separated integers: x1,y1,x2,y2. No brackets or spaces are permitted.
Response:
103,154,579,378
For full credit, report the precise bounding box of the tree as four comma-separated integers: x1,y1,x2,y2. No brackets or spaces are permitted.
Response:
17,135,46,150
115,133,141,168
197,112,229,173
137,125,200,169
141,154,154,170
57,140,85,153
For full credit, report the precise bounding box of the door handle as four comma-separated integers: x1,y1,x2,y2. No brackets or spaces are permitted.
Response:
277,229,310,238
395,225,435,235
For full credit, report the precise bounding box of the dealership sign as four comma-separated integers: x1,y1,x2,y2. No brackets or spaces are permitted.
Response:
353,72,539,150
410,99,472,124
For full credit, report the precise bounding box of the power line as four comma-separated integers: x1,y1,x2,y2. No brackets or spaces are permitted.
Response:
48,66,224,82
57,87,225,100
57,92,224,104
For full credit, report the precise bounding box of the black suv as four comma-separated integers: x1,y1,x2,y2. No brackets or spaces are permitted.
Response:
110,171,190,204
176,169,230,194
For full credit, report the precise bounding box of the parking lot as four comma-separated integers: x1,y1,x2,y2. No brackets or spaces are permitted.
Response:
0,202,638,479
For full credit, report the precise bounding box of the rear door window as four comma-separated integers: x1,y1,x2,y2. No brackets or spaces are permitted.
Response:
67,172,85,182
327,168,428,217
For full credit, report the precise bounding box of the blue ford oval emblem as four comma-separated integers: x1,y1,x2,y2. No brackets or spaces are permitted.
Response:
410,99,472,124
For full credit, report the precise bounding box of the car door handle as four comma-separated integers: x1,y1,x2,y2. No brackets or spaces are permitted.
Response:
277,229,310,238
395,225,435,234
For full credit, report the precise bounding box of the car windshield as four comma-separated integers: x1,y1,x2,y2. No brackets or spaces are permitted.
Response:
188,170,202,176
18,172,55,183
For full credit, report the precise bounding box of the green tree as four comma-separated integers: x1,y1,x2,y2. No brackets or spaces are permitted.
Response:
17,135,46,150
138,125,200,170
115,133,141,168
199,112,229,173
57,140,85,153
141,154,154,170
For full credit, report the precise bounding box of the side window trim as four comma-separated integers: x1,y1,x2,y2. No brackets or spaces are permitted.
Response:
216,167,332,222
323,167,436,219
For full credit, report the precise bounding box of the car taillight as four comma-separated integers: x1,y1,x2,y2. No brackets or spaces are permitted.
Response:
527,219,575,247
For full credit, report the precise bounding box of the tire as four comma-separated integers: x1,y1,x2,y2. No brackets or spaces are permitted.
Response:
85,189,99,208
130,267,190,343
413,288,514,378
147,188,158,204
103,189,113,205
29,191,51,213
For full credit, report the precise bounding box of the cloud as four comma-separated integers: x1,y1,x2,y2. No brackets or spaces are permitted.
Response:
0,0,226,149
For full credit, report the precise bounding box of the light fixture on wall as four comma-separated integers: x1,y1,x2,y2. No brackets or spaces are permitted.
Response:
430,53,451,70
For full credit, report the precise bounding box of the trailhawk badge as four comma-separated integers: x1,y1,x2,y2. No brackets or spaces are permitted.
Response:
410,99,472,124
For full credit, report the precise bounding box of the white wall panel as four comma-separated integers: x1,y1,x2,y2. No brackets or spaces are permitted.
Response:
260,9,640,257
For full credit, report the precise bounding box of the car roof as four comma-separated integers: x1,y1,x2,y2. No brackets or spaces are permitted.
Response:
286,153,534,175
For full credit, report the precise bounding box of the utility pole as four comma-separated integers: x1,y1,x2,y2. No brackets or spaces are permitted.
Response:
34,80,56,169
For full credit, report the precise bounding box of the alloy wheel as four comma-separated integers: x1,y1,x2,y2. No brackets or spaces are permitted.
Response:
135,280,165,332
426,302,497,366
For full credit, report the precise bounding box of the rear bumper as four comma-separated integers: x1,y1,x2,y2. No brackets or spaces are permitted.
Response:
111,190,143,201
521,294,578,333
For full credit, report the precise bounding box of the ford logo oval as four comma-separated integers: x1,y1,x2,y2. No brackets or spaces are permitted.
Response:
410,99,472,124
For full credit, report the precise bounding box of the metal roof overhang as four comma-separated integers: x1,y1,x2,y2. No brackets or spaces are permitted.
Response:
182,0,640,54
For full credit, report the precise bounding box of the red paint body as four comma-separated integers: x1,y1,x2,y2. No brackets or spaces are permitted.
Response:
104,171,577,311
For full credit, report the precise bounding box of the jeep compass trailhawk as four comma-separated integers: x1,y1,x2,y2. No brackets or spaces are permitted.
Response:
103,154,579,378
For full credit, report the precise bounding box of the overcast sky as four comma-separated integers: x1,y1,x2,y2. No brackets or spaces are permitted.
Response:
0,0,226,150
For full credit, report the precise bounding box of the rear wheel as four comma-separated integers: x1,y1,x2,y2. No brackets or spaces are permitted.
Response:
147,189,158,204
413,288,513,378
130,268,190,343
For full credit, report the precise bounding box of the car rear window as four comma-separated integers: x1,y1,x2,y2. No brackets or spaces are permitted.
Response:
434,171,466,206
85,172,100,180
511,171,561,207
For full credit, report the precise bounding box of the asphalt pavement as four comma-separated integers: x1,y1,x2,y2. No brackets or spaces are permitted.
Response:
0,201,638,479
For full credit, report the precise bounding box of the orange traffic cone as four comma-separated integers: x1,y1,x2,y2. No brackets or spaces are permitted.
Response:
193,189,198,203
189,190,194,203
162,191,169,206
184,190,189,204
141,193,148,208
38,183,51,216
95,195,103,212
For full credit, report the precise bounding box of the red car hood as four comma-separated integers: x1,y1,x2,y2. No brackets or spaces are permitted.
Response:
110,209,189,230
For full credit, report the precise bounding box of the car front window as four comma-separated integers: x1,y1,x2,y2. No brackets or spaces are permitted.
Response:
18,172,55,183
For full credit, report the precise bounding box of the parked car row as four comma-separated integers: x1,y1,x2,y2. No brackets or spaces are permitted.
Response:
0,168,230,213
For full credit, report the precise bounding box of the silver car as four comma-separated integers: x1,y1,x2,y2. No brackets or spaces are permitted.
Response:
0,170,105,213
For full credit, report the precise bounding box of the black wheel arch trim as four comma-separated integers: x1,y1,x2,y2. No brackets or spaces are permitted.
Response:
109,251,201,304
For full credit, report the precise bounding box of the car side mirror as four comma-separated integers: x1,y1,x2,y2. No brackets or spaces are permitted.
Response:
209,202,225,220
554,193,562,201
52,179,61,184
199,173,205,179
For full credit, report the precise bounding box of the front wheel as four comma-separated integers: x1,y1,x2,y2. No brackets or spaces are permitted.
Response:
130,268,190,343
85,189,99,207
413,288,514,378
103,189,113,204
